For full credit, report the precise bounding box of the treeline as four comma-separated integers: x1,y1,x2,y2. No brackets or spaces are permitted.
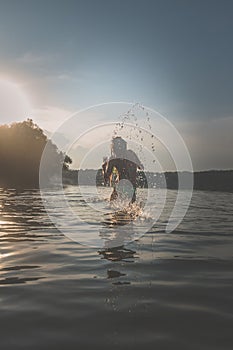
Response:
2,119,232,192
63,169,233,193
0,119,71,188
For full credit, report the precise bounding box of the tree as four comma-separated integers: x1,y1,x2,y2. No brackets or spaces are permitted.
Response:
0,119,72,188
63,155,72,170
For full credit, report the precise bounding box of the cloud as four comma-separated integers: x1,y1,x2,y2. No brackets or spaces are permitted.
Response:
31,106,74,133
17,52,59,65
0,79,32,124
177,116,233,170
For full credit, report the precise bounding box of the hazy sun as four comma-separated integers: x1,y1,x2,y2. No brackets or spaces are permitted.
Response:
0,79,31,125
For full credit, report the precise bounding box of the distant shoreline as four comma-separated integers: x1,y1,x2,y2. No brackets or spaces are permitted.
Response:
63,169,233,193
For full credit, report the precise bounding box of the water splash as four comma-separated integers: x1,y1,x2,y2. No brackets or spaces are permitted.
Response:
112,103,157,169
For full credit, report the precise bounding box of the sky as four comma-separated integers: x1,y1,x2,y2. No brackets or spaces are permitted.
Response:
0,0,232,170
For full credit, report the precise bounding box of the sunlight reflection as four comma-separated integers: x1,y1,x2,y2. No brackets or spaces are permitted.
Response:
0,252,14,259
0,219,16,226
0,220,7,225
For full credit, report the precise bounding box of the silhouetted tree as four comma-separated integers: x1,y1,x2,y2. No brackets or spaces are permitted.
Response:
0,119,72,188
63,155,72,170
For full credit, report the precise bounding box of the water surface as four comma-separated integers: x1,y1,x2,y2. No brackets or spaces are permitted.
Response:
0,187,232,349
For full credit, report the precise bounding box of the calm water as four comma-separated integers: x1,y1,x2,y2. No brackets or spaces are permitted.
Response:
0,187,233,350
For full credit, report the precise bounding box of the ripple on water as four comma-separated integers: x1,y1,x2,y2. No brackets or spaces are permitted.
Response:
0,188,232,349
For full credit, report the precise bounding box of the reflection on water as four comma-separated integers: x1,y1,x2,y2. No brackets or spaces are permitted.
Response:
107,270,126,279
0,188,53,234
0,187,233,349
0,276,44,285
0,188,59,286
98,245,137,262
1,265,40,271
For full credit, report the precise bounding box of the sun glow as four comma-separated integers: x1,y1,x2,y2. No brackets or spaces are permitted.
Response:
0,78,32,125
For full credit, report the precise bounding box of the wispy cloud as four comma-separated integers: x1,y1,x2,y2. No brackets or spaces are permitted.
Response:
31,105,74,133
17,51,59,65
